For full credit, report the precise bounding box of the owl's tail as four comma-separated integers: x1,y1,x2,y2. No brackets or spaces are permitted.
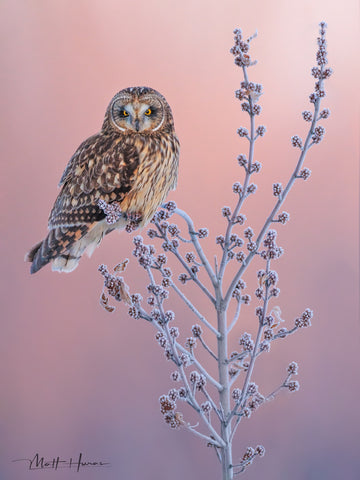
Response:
25,227,87,274
25,239,52,274
25,232,72,274
25,221,117,274
25,241,45,273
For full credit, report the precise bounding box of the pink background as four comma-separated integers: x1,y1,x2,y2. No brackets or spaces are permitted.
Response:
1,1,359,479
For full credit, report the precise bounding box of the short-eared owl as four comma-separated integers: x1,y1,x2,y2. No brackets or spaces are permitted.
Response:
26,87,180,274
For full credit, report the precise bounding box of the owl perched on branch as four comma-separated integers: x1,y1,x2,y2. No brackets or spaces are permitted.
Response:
25,87,180,274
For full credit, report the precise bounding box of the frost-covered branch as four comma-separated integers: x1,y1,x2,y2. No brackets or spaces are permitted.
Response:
98,22,331,480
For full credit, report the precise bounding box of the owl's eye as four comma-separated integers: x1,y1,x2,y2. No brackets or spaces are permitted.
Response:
119,109,129,117
144,108,152,116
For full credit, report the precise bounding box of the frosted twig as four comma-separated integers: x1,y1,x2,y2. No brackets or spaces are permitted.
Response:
227,299,242,333
174,208,218,288
175,342,223,391
198,335,218,361
169,279,220,337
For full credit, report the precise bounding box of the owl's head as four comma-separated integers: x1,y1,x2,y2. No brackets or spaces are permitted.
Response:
103,86,174,135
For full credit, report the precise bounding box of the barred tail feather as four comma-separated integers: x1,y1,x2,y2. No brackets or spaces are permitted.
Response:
25,241,46,274
25,226,86,274
25,239,52,274
26,217,127,274
25,241,43,263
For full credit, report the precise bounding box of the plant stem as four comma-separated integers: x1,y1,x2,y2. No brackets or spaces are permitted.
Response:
217,306,233,479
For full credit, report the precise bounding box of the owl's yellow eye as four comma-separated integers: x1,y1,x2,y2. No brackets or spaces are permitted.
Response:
119,109,129,117
144,108,152,116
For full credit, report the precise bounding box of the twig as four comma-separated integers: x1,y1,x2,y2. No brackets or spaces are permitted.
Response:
169,279,220,337
175,208,218,289
227,299,242,333
198,335,218,361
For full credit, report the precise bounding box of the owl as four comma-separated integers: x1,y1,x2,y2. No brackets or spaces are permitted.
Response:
25,87,180,274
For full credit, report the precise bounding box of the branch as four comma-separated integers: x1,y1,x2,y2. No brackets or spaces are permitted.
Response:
201,386,223,422
227,299,242,333
198,335,218,361
224,91,325,308
184,423,222,448
170,246,216,304
229,260,271,441
169,279,220,337
218,64,255,285
174,208,218,289
160,320,225,448
153,218,215,304
176,342,223,392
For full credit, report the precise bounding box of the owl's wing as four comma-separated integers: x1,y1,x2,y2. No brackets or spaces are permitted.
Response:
58,134,99,187
49,133,140,228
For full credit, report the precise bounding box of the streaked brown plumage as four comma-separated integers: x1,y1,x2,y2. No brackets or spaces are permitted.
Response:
26,87,180,274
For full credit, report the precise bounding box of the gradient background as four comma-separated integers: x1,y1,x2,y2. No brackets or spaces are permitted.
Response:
1,1,359,479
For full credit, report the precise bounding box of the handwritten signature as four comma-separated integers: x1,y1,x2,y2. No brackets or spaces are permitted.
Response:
13,452,111,472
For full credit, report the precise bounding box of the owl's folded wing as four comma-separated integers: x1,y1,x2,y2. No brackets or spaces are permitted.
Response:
49,134,140,228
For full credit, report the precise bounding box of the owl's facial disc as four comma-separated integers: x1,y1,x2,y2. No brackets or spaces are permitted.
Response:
111,95,165,133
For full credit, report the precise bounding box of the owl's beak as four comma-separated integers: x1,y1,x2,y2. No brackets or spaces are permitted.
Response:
134,118,140,132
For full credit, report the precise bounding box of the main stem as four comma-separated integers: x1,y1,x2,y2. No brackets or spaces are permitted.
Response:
218,303,233,479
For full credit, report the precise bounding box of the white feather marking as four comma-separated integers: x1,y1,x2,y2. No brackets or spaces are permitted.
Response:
152,114,165,132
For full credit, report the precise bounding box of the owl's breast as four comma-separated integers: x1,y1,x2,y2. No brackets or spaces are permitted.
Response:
120,133,179,225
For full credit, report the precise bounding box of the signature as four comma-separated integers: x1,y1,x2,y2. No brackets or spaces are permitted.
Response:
13,452,111,472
